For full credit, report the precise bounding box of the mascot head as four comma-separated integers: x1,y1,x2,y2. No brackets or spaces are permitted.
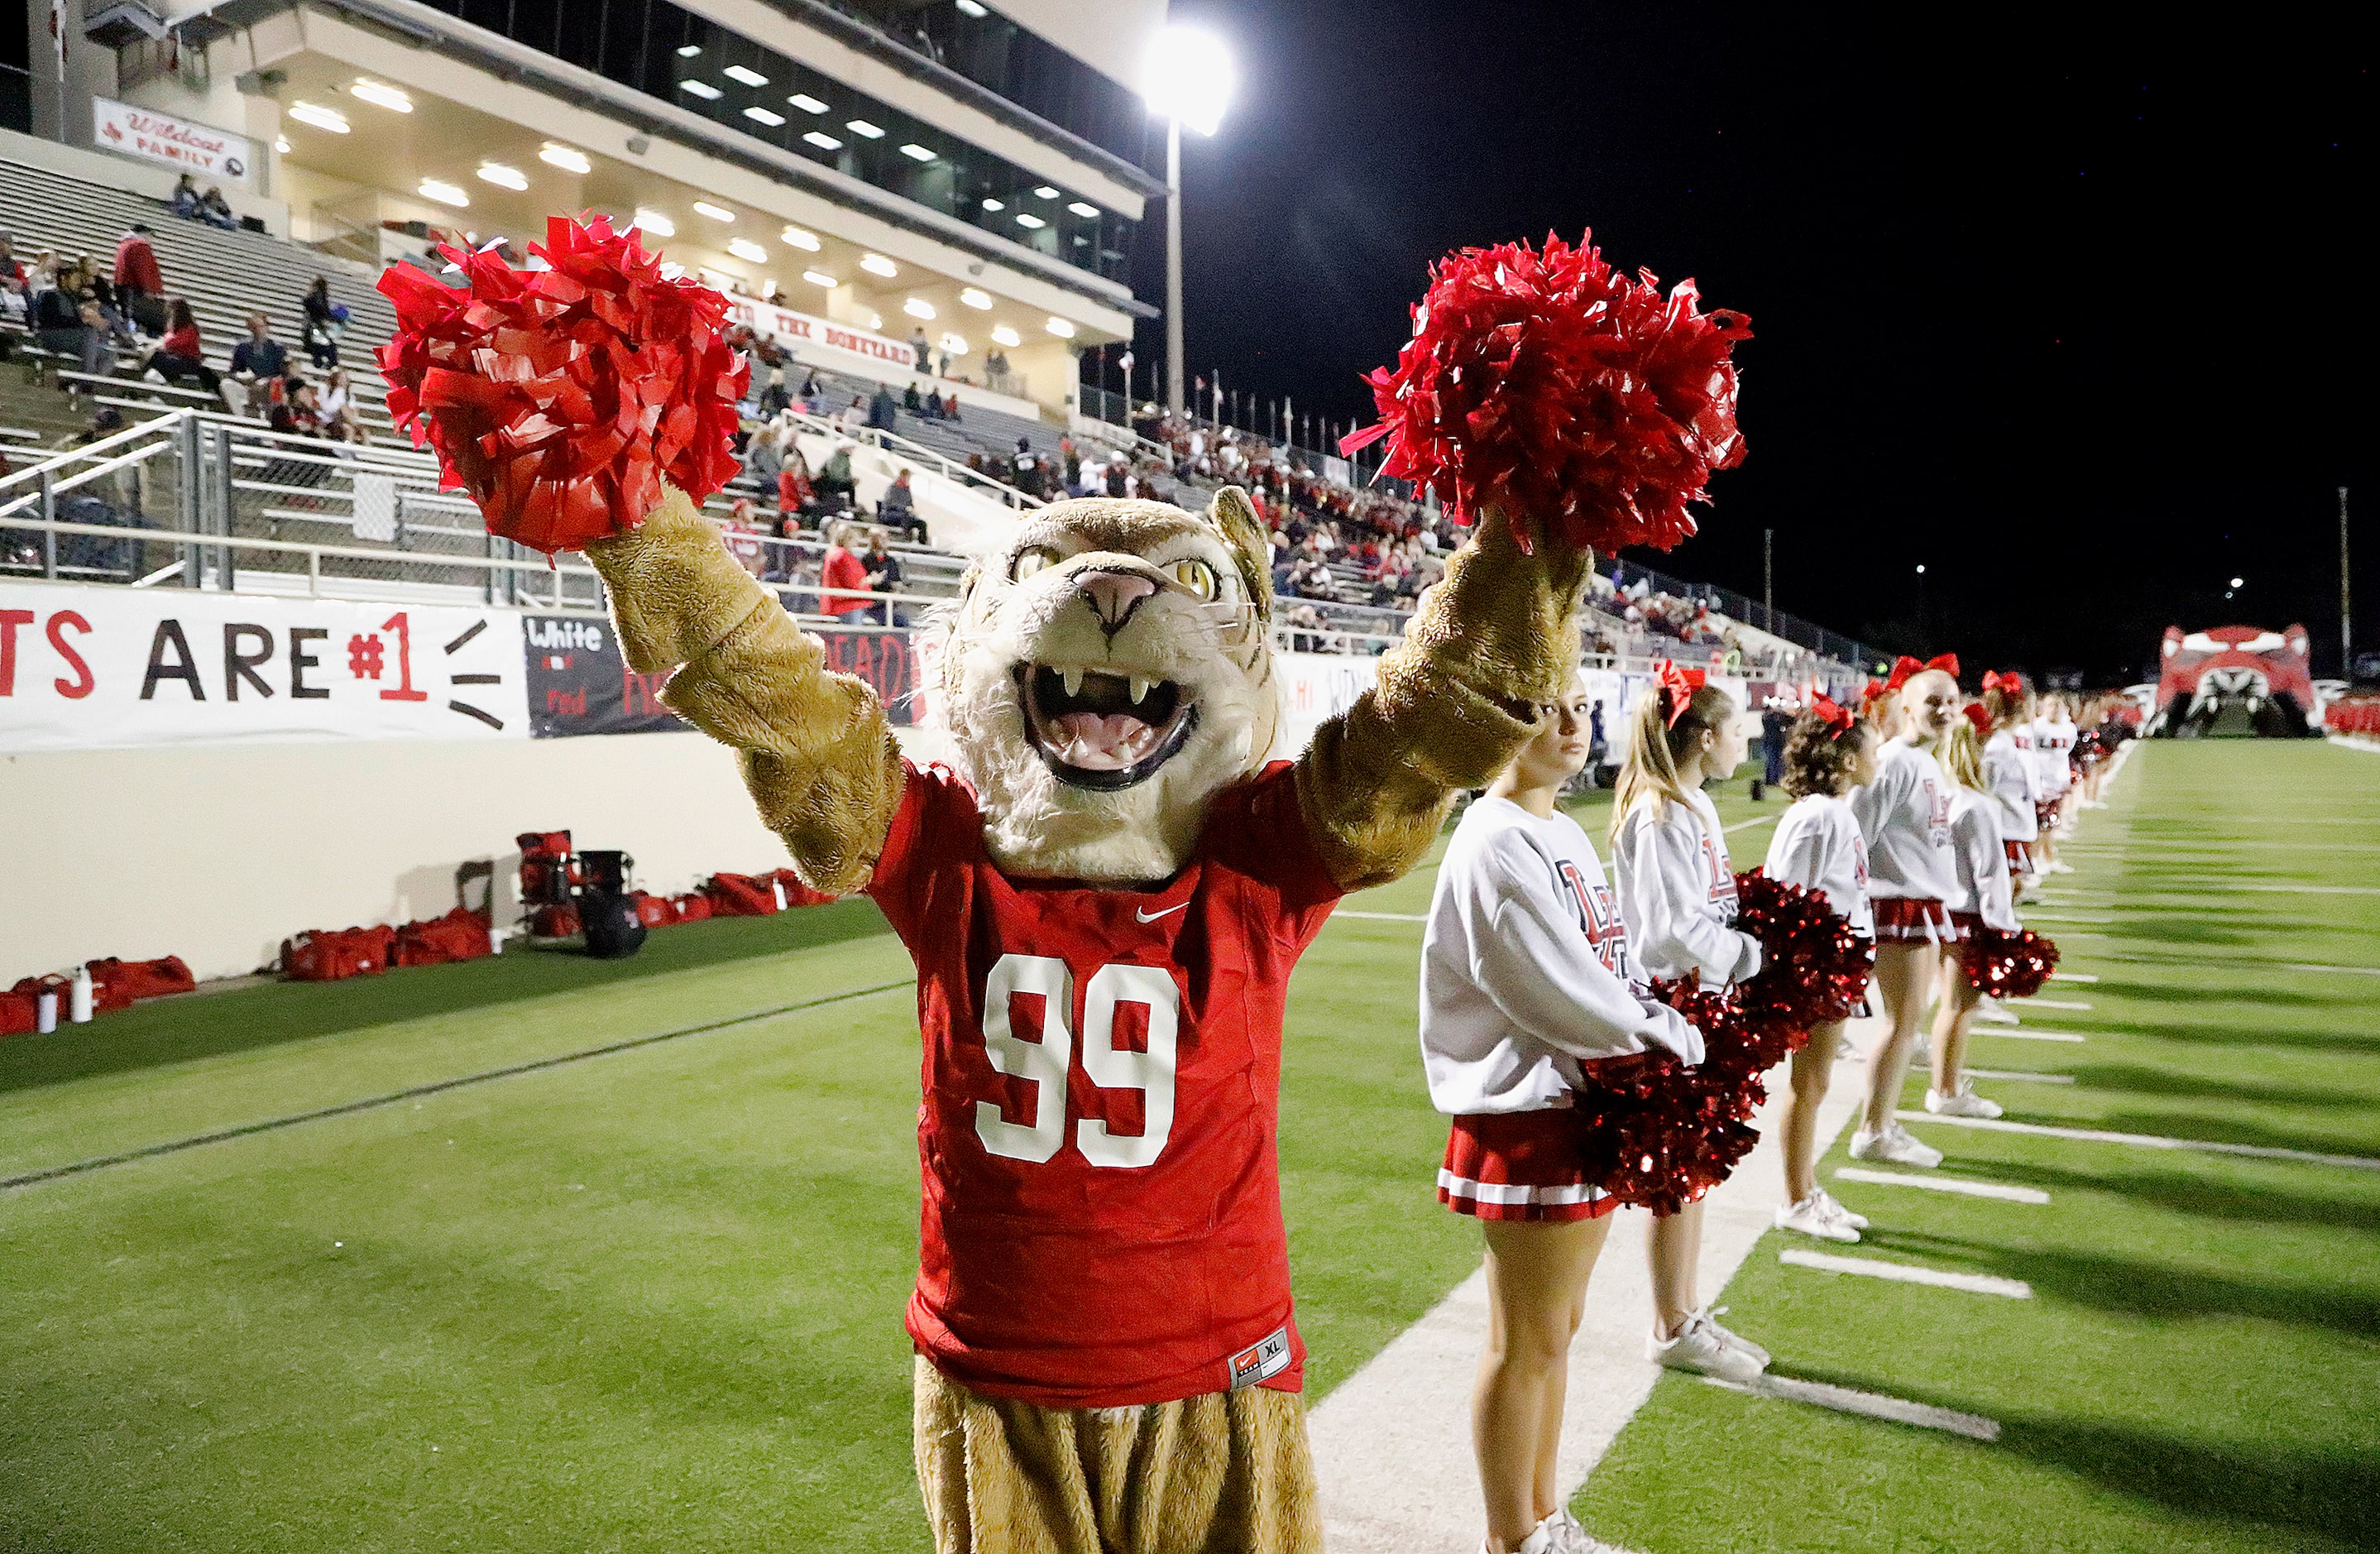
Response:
935,486,1281,883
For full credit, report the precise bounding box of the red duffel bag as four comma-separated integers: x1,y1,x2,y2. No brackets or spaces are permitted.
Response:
702,872,780,917
668,892,712,923
393,909,496,968
1,988,42,1036
766,868,838,909
630,892,675,928
282,925,395,981
84,956,197,1003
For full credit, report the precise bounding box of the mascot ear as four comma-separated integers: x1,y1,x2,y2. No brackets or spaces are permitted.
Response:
1207,485,1274,626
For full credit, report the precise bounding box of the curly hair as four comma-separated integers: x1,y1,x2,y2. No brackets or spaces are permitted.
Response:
1781,710,1872,799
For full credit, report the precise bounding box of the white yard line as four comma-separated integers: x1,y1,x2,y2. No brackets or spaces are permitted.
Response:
1777,1248,2033,1298
2050,972,2100,983
1724,815,1779,833
1962,1068,2075,1085
1834,1166,2050,1203
2025,914,2116,926
1975,1028,2086,1043
1310,1034,1870,1553
2156,880,2380,897
1700,1374,2000,1441
2325,735,2380,755
2016,997,2095,1011
1894,1111,2380,1170
2287,962,2380,977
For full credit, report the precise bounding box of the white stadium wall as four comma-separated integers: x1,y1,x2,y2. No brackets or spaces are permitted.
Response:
0,573,1388,986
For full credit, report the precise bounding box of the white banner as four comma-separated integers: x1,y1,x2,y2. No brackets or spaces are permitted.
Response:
725,295,925,376
0,586,527,753
93,97,254,185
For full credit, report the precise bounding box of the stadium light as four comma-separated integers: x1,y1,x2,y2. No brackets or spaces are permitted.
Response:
899,143,937,162
692,200,735,222
1046,317,1076,338
1067,201,1099,218
781,226,821,251
745,106,786,127
960,287,992,309
803,132,843,151
846,119,886,139
632,209,675,237
723,65,769,87
679,79,722,100
349,79,414,113
788,94,829,114
539,142,591,174
1915,564,1927,575
476,162,528,191
904,298,936,319
275,136,290,154
992,324,1022,348
802,270,838,289
728,237,769,263
860,254,898,278
940,332,970,353
287,102,351,134
1142,23,1235,420
980,198,1005,212
1014,213,1046,230
417,178,469,209
2230,576,2245,588
955,0,986,15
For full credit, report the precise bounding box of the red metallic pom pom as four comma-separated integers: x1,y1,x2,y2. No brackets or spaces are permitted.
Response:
1568,979,1768,1216
376,213,750,553
1962,926,2061,1000
1340,232,1750,554
1732,870,1877,1045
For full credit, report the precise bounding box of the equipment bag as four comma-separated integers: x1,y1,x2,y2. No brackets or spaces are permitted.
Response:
281,925,395,981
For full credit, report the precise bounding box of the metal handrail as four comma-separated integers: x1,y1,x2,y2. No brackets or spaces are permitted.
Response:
773,407,1044,510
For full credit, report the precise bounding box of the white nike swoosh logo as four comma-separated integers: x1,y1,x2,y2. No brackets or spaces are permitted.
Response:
1135,902,1190,923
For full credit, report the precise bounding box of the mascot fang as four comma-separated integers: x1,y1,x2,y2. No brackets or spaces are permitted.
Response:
379,216,1745,1554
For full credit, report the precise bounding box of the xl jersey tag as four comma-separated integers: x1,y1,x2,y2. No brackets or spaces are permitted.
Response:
1228,1326,1293,1391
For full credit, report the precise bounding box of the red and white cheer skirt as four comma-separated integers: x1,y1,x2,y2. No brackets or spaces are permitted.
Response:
2004,840,2032,875
1872,896,1951,944
1439,1106,1617,1224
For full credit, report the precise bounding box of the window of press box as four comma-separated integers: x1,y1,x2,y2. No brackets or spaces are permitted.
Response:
418,0,1138,282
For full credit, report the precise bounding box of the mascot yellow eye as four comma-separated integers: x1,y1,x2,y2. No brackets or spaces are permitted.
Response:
1171,558,1219,601
1011,546,1058,583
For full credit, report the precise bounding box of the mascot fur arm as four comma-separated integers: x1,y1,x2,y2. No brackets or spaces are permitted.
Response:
587,487,905,895
1295,507,1587,891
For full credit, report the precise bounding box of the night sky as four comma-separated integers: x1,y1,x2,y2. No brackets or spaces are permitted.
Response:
1119,3,2373,685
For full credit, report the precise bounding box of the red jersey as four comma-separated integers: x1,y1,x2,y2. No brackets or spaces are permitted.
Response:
865,759,1341,1408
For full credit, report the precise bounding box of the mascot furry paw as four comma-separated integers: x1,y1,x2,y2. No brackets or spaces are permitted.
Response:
383,216,1732,1554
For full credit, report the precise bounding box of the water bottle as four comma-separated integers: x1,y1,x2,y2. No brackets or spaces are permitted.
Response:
36,990,58,1034
69,966,93,1024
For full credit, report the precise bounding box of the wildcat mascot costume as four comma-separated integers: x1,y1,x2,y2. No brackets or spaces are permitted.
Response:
381,218,1746,1554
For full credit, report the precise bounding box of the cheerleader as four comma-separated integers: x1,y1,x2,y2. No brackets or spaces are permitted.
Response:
1930,708,2017,1118
1760,696,1879,1241
1846,664,1961,1168
1421,669,1708,1554
2030,694,2078,871
1978,672,2041,891
1611,665,1771,1379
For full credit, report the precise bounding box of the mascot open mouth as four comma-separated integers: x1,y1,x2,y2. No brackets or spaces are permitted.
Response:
1018,664,1200,790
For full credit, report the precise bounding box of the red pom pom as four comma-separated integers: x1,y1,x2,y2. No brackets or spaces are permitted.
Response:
1732,870,1877,1042
376,214,749,553
1340,232,1749,554
1962,927,2060,1000
1567,979,1769,1216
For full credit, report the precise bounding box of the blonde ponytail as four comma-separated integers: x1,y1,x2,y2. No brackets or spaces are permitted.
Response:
1611,679,1735,839
1942,715,1987,792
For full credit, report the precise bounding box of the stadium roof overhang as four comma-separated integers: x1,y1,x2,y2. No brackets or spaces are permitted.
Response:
160,0,1156,329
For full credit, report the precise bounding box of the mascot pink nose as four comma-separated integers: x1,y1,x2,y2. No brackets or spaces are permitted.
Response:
1075,569,1158,630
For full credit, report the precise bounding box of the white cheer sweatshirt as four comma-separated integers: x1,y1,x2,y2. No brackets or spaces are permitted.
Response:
1420,796,1705,1115
1760,793,1873,937
2031,716,2076,796
1982,727,2041,842
1946,787,2020,931
1850,738,1957,904
1612,788,1763,990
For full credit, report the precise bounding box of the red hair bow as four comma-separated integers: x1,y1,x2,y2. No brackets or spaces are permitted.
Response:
1884,653,1961,693
1981,669,2023,696
1961,703,1994,736
1861,677,1888,704
1655,660,1707,727
1809,693,1857,737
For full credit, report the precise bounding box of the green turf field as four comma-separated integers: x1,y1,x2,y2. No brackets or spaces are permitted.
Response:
3,743,2375,1552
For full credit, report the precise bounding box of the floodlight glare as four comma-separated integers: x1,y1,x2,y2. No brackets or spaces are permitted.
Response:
2230,576,2244,588
1142,26,1233,137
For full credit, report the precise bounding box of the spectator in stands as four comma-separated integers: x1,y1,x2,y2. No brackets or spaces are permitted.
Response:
1060,438,1081,494
170,174,204,221
299,276,342,369
798,367,821,410
778,441,816,527
758,365,790,416
271,377,323,439
31,269,107,382
141,300,226,405
837,395,866,435
879,466,918,534
903,380,924,415
112,225,165,336
320,367,365,443
819,521,873,625
229,312,290,418
867,382,899,434
198,186,237,230
816,440,857,510
725,496,767,578
863,527,905,625
745,420,784,492
910,323,931,372
1105,460,1129,499
1009,437,1043,499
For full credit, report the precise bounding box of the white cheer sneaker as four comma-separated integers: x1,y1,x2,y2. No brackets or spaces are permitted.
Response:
1776,1192,1860,1243
1649,1305,1766,1384
1975,999,2021,1025
1849,1123,1945,1168
1813,1186,1869,1230
1926,1080,2004,1120
1543,1508,1643,1554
